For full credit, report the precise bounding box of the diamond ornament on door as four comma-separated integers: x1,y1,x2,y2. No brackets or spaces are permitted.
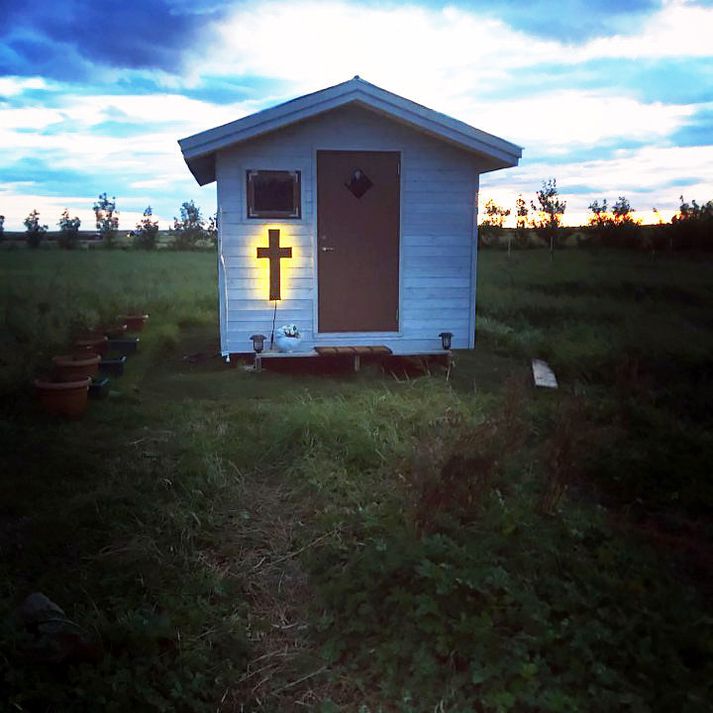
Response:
344,169,373,199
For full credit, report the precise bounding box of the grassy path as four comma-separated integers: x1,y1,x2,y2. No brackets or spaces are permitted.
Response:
214,469,325,709
2,251,712,711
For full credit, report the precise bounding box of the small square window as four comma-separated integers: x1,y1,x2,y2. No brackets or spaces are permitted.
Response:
246,170,301,219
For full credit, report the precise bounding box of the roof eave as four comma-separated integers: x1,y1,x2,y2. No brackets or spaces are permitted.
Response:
178,78,523,184
179,89,363,162
352,100,521,168
183,153,216,186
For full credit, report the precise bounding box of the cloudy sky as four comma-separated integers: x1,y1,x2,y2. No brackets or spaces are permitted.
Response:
1,0,711,229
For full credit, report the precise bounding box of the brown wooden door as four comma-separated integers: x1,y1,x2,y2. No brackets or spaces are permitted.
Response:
317,150,400,332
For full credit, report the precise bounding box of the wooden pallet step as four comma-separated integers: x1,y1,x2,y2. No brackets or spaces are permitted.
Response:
315,345,392,356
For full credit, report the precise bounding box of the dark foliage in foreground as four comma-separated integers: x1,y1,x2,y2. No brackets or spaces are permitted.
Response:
0,251,711,711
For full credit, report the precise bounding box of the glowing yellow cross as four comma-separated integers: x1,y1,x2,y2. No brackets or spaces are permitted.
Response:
257,229,292,301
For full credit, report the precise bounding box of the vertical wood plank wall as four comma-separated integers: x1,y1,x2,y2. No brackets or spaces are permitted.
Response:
216,104,485,355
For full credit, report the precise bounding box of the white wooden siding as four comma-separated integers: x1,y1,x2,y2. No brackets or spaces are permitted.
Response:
216,104,484,355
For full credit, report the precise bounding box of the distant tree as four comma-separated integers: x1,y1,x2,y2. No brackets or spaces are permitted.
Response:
206,212,218,247
479,198,510,247
671,195,713,250
611,196,638,226
613,196,640,238
673,196,713,223
515,194,529,247
612,196,642,246
0,215,5,242
170,200,206,250
587,199,610,230
531,179,566,256
57,209,81,250
481,198,511,229
93,193,119,248
132,206,159,250
587,199,612,249
24,209,47,249
587,196,641,248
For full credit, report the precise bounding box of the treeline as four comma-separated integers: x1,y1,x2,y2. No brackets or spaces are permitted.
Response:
0,194,217,251
480,180,713,252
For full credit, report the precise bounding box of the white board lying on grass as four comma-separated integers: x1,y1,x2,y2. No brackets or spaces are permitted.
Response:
532,358,558,389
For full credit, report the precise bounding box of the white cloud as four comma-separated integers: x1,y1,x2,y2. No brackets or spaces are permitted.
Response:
202,0,713,102
200,1,561,105
0,90,271,203
0,192,107,231
1,0,712,230
1,92,255,135
576,0,713,61
0,189,177,231
1,107,67,131
457,91,695,151
0,76,50,97
192,0,708,151
480,144,713,225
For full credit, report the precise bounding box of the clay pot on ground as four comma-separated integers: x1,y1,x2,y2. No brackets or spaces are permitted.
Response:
34,377,91,418
119,314,149,332
52,353,101,382
104,323,127,339
79,324,127,340
74,336,109,356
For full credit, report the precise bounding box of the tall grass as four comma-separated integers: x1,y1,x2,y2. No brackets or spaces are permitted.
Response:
477,250,713,381
1,249,712,711
476,250,713,515
0,252,216,396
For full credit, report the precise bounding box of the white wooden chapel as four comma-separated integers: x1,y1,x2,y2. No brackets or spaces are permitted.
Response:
179,76,521,358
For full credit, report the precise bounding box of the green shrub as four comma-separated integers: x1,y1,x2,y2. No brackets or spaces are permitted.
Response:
170,201,207,250
298,388,711,711
310,508,711,712
23,209,47,248
57,208,81,249
670,196,713,250
132,206,159,250
93,192,119,248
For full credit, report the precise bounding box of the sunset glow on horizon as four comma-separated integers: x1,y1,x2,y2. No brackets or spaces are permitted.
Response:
1,0,711,231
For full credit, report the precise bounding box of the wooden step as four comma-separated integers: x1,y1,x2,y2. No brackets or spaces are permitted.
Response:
314,345,392,356
314,345,392,372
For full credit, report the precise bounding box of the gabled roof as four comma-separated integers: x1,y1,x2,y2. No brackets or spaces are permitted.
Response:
178,76,523,185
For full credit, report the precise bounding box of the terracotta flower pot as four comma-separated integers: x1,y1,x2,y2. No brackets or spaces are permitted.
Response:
77,328,104,340
104,323,127,339
79,324,127,340
35,377,91,418
74,336,109,356
52,353,101,382
119,314,149,332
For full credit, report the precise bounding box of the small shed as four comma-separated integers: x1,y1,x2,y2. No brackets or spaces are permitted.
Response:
178,77,521,358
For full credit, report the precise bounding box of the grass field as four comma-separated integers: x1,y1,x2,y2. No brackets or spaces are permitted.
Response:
1,249,711,712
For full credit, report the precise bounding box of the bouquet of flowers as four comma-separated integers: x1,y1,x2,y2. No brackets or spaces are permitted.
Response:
274,323,302,352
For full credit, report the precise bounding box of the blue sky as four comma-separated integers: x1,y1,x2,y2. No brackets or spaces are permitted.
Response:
1,0,712,229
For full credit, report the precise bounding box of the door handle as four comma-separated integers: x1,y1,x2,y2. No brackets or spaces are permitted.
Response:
320,246,335,252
